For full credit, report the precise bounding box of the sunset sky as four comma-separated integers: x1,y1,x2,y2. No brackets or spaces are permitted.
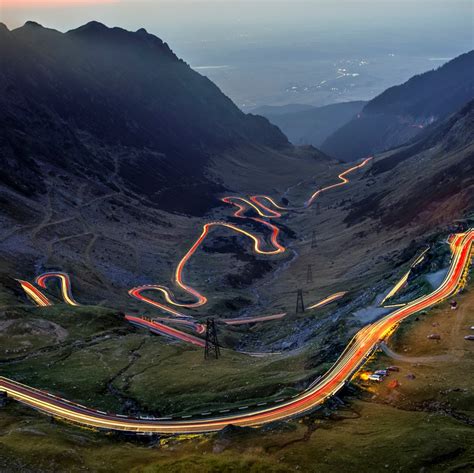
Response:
0,0,471,110
2,0,117,6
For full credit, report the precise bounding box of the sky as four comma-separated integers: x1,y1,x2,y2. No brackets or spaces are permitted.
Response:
1,1,472,108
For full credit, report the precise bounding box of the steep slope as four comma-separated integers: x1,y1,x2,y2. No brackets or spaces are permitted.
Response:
344,100,474,229
0,21,289,215
255,101,366,147
321,51,474,161
0,21,333,311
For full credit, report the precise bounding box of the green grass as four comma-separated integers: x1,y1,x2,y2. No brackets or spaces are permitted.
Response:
1,400,473,473
0,304,317,415
1,330,312,415
1,282,473,472
121,344,309,415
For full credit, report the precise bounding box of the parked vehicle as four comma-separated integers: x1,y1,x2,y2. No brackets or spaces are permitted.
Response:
368,374,383,382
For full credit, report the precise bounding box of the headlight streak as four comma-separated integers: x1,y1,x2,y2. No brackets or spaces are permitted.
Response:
15,279,53,307
3,229,471,433
127,158,372,338
35,272,80,306
15,156,463,433
307,292,347,310
380,247,430,307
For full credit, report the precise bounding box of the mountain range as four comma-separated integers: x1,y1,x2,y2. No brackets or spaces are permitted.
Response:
253,101,366,148
320,51,474,161
0,21,472,311
0,21,291,216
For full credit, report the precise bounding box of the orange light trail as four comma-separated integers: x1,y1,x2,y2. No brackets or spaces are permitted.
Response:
2,230,471,433
223,313,287,325
307,292,347,310
15,158,374,347
305,157,373,207
15,279,52,307
130,158,371,323
36,272,80,306
125,315,205,347
380,247,429,306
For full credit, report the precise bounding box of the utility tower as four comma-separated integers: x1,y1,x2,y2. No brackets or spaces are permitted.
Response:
311,230,317,248
296,289,305,314
204,318,221,360
306,264,313,284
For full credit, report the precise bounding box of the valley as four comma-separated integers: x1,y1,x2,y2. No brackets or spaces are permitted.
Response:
0,15,473,473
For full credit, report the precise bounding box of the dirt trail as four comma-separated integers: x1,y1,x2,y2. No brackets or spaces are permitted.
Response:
380,341,453,363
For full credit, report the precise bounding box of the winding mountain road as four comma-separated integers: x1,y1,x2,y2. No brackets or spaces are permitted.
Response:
3,229,472,433
8,157,471,434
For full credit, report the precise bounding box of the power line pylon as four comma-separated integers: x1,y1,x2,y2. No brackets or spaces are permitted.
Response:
204,318,220,360
306,264,313,284
296,289,305,314
311,230,317,248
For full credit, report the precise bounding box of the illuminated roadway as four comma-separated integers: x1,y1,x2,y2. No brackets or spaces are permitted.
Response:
126,158,373,329
17,159,373,346
2,229,472,434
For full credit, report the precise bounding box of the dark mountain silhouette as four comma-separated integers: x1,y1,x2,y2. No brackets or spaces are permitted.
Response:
255,101,366,147
321,51,474,161
0,21,289,215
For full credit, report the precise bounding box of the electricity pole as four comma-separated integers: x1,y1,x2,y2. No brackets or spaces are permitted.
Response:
204,318,220,360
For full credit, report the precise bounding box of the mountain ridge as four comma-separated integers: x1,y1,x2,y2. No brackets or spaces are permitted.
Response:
0,21,291,215
321,51,474,161
255,101,367,148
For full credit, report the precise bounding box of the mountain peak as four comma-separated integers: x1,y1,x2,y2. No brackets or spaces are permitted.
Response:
72,20,108,34
67,21,176,60
0,23,9,34
23,21,43,29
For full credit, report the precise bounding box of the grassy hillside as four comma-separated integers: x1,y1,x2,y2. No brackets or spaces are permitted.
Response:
0,287,473,472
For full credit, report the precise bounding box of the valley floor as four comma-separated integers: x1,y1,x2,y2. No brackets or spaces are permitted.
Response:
1,286,473,472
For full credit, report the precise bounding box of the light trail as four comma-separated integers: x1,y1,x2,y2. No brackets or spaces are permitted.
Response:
305,157,373,207
15,279,52,307
380,247,429,306
223,313,287,325
135,316,206,335
15,158,373,345
2,230,471,434
128,219,285,332
129,158,371,323
221,196,281,218
125,316,205,347
307,292,347,310
35,272,80,306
